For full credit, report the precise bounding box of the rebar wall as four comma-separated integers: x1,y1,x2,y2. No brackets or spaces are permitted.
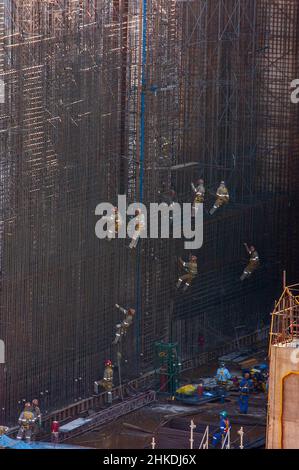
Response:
0,1,298,423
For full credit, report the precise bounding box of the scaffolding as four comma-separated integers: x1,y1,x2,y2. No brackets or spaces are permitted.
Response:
269,282,299,350
0,1,298,423
154,341,180,395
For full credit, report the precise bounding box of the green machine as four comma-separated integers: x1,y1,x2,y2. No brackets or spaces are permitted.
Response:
154,342,181,395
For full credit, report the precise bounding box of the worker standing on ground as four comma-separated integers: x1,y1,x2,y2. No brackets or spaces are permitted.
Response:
113,304,135,344
176,255,198,292
17,402,36,443
191,179,205,217
32,399,42,439
240,243,260,281
215,362,231,403
129,208,145,249
239,372,254,414
99,360,114,404
212,411,230,448
209,181,229,215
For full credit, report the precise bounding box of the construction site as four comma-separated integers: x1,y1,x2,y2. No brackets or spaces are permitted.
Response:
0,0,298,451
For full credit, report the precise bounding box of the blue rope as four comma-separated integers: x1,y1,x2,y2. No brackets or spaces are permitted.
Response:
136,0,147,373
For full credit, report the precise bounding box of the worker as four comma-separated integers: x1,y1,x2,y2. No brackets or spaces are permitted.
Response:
99,359,114,404
197,383,204,398
17,402,36,442
32,398,42,439
240,243,260,280
176,255,198,292
209,181,229,215
216,362,231,383
239,372,254,414
113,304,136,344
212,411,230,448
129,208,145,249
161,137,170,157
158,182,177,205
158,184,177,219
215,362,231,403
102,206,122,241
0,426,9,436
51,420,60,444
100,206,123,241
251,364,268,393
191,179,205,217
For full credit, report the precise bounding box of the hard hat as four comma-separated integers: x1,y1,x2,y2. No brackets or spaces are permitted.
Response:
220,410,228,418
105,360,112,367
220,180,225,184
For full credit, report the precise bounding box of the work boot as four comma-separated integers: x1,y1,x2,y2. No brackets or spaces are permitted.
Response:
183,283,190,292
240,272,249,281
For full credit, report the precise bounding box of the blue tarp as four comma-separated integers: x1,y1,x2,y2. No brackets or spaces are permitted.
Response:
0,435,88,449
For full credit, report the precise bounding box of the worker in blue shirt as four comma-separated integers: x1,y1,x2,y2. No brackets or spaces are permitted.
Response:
239,372,254,414
212,411,230,448
215,362,231,403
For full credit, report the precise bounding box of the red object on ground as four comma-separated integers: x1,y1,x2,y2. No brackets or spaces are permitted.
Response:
51,421,59,433
197,384,204,397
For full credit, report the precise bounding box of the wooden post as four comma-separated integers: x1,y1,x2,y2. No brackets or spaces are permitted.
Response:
238,427,244,449
189,419,196,449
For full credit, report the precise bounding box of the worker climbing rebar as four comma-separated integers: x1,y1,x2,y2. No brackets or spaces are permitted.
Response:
113,304,135,344
240,243,260,281
129,208,145,249
102,206,123,241
176,254,198,292
17,402,36,443
96,360,114,405
191,179,205,217
209,181,229,215
158,183,177,219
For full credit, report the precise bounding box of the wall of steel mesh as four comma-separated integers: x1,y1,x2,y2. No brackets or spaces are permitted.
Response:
0,0,298,423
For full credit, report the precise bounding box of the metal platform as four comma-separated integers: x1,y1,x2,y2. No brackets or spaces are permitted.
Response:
58,390,157,442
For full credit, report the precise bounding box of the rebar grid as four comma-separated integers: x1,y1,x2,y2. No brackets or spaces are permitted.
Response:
0,1,297,423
